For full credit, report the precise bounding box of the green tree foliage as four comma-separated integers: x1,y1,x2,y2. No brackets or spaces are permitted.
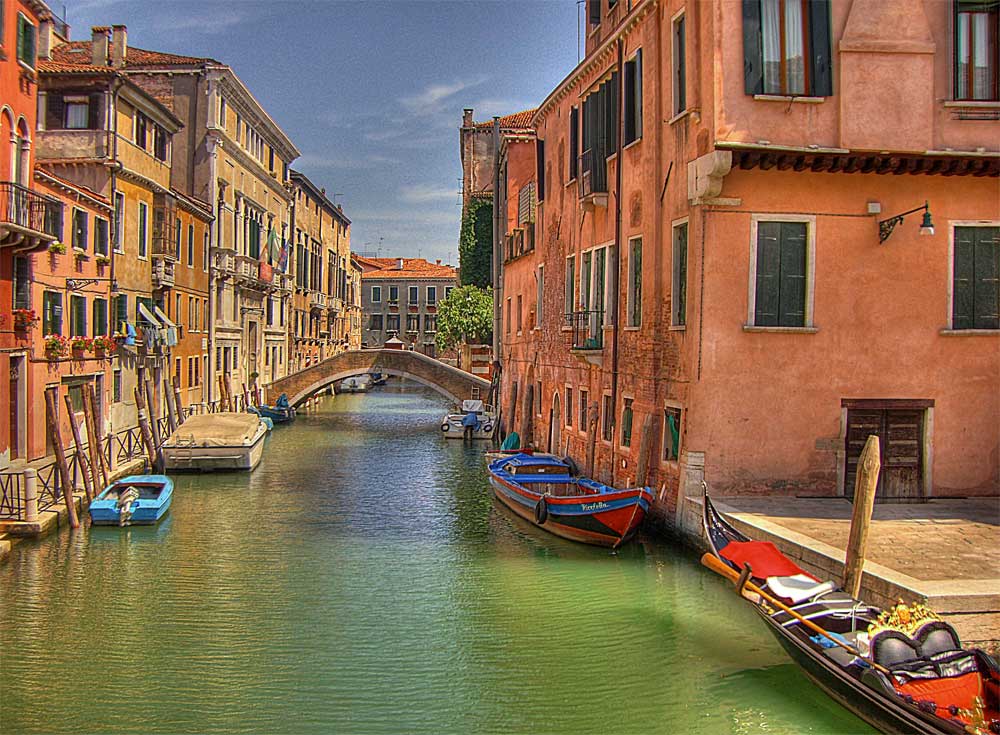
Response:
436,285,493,351
459,197,493,288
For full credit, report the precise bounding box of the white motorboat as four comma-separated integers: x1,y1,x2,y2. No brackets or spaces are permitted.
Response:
338,375,372,393
440,400,496,440
162,413,268,472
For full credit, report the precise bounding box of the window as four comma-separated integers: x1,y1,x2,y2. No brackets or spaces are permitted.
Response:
580,73,618,195
424,314,437,333
427,286,437,305
408,286,418,305
407,314,419,333
42,291,62,334
138,202,148,258
187,224,194,267
582,251,592,312
621,398,634,447
175,217,182,260
219,96,227,127
602,394,613,441
752,220,809,327
663,406,682,461
114,193,124,252
113,294,128,332
370,314,383,331
386,314,400,333
565,255,576,317
135,112,148,149
94,217,109,256
505,297,511,333
536,381,543,415
136,296,155,329
673,13,687,114
955,1,1000,101
153,125,168,162
536,265,544,327
65,99,90,129
624,49,643,145
588,0,600,26
536,139,545,201
372,285,382,303
953,226,1000,329
70,295,86,337
580,389,589,429
93,298,108,336
672,222,688,326
72,209,88,251
389,285,399,303
566,387,574,428
445,286,454,300
16,14,35,68
113,369,122,403
68,384,83,413
627,237,642,327
743,0,832,97
13,257,30,310
569,106,579,180
516,294,523,332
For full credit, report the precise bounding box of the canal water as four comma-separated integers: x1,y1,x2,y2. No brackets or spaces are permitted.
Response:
0,384,874,734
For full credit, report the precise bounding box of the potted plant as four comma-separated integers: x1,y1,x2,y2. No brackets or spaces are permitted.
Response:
73,247,89,261
13,308,39,332
91,334,116,358
95,254,111,266
43,334,68,360
71,336,92,358
48,242,66,255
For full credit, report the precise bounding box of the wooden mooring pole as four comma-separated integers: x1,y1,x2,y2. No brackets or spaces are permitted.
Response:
843,434,881,599
44,387,79,528
63,394,95,502
144,379,162,454
82,383,110,487
172,376,186,426
164,378,178,435
134,386,158,472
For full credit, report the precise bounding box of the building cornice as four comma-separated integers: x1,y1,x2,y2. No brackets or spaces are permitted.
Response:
208,130,294,204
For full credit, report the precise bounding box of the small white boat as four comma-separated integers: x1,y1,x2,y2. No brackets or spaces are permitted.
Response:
162,413,268,472
441,400,496,440
338,375,372,393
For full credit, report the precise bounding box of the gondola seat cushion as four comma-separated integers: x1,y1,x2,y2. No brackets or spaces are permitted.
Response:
893,670,983,716
766,575,837,604
719,540,815,580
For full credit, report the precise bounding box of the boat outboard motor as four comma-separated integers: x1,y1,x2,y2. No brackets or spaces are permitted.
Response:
116,486,141,527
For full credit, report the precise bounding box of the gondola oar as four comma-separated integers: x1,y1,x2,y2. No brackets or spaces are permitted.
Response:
700,552,891,675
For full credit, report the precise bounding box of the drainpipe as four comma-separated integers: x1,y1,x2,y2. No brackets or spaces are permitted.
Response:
610,38,625,487
492,117,502,361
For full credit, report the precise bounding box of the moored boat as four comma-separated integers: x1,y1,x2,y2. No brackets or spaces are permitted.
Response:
89,475,173,526
488,453,653,547
249,392,296,424
441,399,496,440
338,375,372,393
162,413,268,472
701,493,1000,735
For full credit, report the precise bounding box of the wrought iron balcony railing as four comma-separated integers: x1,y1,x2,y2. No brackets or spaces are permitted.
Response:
1,182,64,241
566,309,605,350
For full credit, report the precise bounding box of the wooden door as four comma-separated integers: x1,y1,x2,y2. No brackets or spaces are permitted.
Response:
9,359,20,460
845,408,924,500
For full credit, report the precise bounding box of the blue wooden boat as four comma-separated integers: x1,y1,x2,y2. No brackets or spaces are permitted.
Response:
488,453,653,547
249,392,296,424
89,475,173,526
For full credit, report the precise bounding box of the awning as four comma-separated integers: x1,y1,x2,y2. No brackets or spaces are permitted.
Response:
137,302,161,328
153,305,176,329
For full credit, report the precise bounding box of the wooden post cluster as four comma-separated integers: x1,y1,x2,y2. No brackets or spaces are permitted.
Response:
63,394,94,502
83,383,110,488
843,434,881,599
43,387,79,528
134,384,158,472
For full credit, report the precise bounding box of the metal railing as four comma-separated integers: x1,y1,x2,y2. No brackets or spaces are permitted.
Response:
1,182,64,239
577,150,608,198
567,309,605,350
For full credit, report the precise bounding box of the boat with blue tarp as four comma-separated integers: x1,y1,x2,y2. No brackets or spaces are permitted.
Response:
487,453,653,547
88,475,173,526
249,392,296,424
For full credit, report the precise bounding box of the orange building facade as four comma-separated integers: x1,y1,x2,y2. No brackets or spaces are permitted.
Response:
497,0,999,514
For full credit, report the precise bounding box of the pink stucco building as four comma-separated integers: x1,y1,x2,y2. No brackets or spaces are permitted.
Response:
496,0,999,515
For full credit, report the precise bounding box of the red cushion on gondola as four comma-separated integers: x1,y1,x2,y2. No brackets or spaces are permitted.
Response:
894,671,983,717
719,541,814,580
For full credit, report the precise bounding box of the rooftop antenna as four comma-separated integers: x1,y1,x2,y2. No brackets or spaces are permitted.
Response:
333,193,343,206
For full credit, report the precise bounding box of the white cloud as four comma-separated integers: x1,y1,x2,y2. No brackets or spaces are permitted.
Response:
297,153,401,170
400,77,487,114
399,184,458,205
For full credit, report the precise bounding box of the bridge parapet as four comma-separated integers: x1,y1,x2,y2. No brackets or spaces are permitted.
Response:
265,349,491,407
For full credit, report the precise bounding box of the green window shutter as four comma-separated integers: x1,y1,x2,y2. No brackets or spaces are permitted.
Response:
973,227,1000,329
778,222,807,326
71,296,86,336
114,295,129,331
754,222,781,325
953,227,976,329
808,0,833,96
742,0,764,95
93,299,108,336
43,292,62,335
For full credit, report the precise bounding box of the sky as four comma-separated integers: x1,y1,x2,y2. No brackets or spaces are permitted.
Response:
60,0,581,266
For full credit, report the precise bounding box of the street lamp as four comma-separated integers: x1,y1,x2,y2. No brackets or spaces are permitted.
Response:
878,200,935,243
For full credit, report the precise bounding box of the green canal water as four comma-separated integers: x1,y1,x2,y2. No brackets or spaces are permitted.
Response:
0,384,875,734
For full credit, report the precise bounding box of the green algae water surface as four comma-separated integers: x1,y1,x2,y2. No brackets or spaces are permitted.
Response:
0,384,874,735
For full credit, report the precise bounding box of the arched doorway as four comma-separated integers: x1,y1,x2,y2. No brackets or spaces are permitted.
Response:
548,391,561,454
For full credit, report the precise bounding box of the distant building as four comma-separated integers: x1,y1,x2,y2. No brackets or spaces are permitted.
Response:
354,257,457,357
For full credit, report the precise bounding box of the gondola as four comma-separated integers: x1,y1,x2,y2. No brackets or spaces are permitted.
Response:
488,453,652,548
701,493,999,735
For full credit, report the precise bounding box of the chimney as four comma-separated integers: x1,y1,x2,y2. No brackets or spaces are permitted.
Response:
111,25,127,68
37,19,55,61
436,259,441,265
91,26,110,66
396,258,404,270
462,108,474,127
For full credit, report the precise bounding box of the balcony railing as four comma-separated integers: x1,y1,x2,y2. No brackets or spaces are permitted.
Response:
0,182,64,242
212,247,236,276
567,309,605,350
152,257,175,288
578,150,608,207
310,291,327,310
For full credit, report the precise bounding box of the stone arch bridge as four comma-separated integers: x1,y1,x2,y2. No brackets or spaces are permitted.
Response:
265,349,491,407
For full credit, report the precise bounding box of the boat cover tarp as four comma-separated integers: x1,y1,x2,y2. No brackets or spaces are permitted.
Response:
500,432,520,451
718,540,810,579
164,413,262,447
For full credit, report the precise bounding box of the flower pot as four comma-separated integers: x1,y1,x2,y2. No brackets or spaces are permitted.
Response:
72,348,86,360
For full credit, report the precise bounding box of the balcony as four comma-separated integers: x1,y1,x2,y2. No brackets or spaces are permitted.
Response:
504,226,535,263
309,291,327,310
234,254,270,291
578,150,608,210
36,129,110,162
212,247,236,277
329,296,344,313
0,182,64,250
567,309,605,365
152,257,176,288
